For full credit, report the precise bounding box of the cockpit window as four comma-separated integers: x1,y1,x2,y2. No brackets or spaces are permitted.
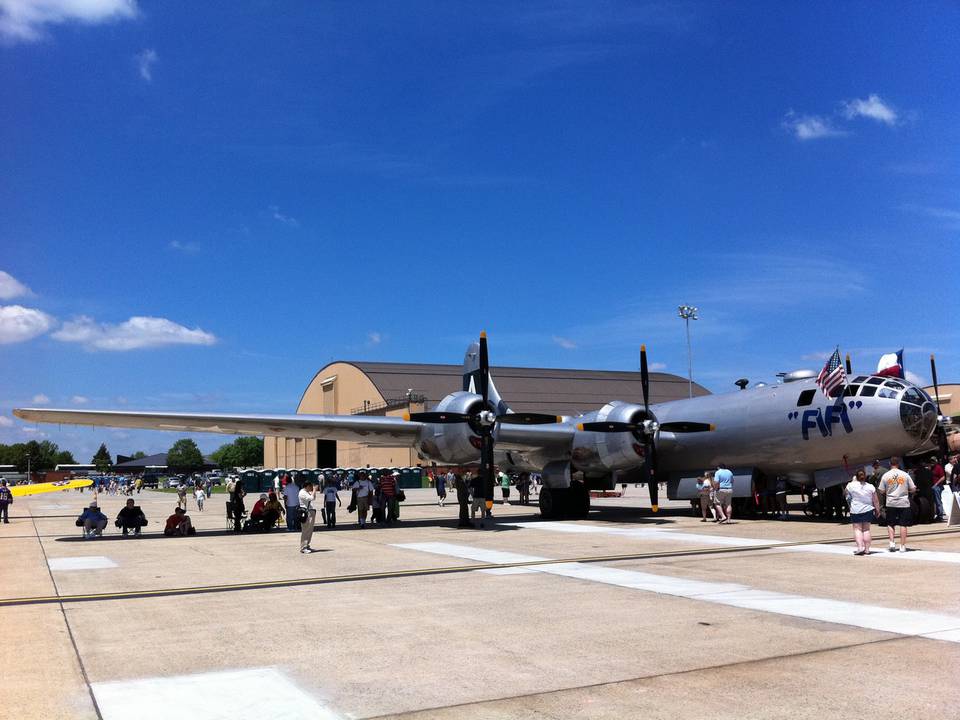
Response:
865,377,884,385
878,387,898,399
859,385,877,397
852,376,868,383
797,389,816,407
902,387,925,405
884,380,905,391
843,385,860,397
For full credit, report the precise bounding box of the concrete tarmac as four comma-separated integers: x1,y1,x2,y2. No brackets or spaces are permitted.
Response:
1,487,957,719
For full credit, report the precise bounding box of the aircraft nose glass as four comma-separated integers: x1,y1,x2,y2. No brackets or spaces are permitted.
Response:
899,399,937,440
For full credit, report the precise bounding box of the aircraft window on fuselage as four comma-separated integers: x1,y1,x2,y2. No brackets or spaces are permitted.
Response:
878,387,897,399
884,380,905,391
865,377,884,385
797,389,816,406
852,376,868,383
842,385,860,397
859,385,877,397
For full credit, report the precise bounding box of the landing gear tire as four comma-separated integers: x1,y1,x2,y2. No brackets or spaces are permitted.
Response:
568,482,590,519
539,487,571,519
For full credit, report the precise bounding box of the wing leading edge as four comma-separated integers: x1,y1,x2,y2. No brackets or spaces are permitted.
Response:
12,408,424,447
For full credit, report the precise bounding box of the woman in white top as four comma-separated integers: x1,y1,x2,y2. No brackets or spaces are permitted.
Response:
696,474,714,522
845,468,881,555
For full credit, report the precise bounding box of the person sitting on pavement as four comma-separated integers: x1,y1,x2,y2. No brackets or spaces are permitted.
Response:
245,493,280,532
115,498,148,536
78,502,108,538
264,491,285,529
163,506,195,536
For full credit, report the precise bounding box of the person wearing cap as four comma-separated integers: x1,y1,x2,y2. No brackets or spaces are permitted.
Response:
0,479,12,523
351,472,375,529
298,480,318,553
77,501,108,539
164,506,194,536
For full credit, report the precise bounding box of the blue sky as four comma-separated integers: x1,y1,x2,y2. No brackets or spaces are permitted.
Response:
1,1,958,460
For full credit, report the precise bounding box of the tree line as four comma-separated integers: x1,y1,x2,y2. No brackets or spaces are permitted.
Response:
0,436,262,474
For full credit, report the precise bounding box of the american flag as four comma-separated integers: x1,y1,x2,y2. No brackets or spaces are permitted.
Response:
817,348,847,398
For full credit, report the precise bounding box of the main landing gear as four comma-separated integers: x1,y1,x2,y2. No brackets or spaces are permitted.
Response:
539,483,590,520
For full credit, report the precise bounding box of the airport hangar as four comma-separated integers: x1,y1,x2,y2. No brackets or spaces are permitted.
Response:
264,361,710,470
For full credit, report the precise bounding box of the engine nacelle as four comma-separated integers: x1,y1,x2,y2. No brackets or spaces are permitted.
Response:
571,401,649,474
415,391,484,464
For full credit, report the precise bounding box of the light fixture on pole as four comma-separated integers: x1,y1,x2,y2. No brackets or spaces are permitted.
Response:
677,305,698,398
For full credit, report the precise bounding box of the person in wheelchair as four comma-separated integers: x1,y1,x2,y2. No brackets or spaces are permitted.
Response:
115,498,148,536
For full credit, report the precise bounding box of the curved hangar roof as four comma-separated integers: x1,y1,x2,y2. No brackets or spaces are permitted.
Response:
298,361,710,418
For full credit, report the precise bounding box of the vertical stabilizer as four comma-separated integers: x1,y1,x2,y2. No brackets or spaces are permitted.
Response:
463,341,510,414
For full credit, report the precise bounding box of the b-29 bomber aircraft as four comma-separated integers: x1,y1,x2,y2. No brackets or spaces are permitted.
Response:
13,333,941,520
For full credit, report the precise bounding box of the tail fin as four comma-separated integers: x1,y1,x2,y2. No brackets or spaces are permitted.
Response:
463,341,510,414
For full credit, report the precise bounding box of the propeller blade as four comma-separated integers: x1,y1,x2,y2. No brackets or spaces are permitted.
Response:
639,344,650,413
646,442,659,512
577,421,642,433
498,413,562,425
477,331,490,405
658,421,715,433
404,411,471,424
930,354,942,413
845,353,852,375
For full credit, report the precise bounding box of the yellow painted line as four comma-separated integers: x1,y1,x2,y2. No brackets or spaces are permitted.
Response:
2,526,958,608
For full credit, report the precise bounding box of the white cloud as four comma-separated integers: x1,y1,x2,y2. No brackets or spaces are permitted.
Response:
904,369,926,387
0,0,138,43
552,336,577,350
842,94,898,125
168,240,200,254
269,205,300,228
51,315,217,351
136,47,156,81
649,362,667,371
31,393,50,404
0,416,12,427
0,305,55,344
0,270,31,299
781,111,845,141
71,395,89,405
367,331,382,345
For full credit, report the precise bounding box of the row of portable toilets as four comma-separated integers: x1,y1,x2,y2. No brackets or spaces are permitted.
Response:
236,467,425,493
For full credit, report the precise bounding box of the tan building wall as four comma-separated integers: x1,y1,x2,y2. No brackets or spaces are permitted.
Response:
264,362,423,469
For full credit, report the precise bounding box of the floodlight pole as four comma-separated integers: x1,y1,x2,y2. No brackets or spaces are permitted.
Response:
678,305,698,398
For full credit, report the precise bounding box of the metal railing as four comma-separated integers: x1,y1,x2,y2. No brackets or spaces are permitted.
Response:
351,393,427,415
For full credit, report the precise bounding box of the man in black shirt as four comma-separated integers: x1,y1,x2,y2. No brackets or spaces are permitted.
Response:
115,498,147,536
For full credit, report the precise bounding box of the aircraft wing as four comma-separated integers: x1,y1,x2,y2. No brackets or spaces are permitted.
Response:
495,423,575,451
12,408,423,447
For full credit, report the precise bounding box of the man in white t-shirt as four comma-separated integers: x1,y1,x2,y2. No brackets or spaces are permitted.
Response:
298,481,317,554
282,477,300,531
351,472,375,529
877,456,917,552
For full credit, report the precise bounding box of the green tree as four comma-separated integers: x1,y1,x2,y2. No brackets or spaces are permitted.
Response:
0,440,68,472
211,436,263,470
91,443,113,472
55,450,77,465
131,451,147,460
166,438,204,472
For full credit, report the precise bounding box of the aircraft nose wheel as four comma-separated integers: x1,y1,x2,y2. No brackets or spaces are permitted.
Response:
538,485,590,519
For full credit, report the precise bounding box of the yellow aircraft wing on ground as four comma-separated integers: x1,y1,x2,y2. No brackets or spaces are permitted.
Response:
10,479,94,497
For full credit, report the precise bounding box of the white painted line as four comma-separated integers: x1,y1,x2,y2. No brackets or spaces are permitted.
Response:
504,521,960,563
392,542,960,644
48,556,117,571
92,667,338,720
477,567,538,575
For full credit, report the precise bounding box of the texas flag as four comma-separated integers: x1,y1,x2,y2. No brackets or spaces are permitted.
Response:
876,349,904,378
